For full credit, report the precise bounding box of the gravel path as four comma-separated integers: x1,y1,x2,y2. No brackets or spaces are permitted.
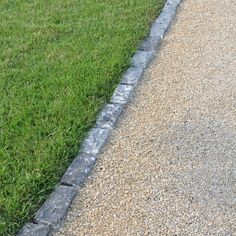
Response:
57,0,236,235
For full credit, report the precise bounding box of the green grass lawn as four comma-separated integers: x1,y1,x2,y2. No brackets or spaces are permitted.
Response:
0,0,164,234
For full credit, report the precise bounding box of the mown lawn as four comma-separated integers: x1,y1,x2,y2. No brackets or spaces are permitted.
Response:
0,0,164,235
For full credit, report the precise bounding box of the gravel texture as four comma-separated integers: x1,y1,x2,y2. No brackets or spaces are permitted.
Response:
57,0,236,235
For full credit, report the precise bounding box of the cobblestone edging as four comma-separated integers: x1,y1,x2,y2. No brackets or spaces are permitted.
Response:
17,0,182,235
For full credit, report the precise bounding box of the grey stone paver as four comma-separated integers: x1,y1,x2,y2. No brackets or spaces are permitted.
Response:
121,67,144,86
35,185,76,231
96,103,123,129
61,154,97,188
131,50,155,68
110,84,135,105
80,128,111,155
139,36,162,52
17,223,51,236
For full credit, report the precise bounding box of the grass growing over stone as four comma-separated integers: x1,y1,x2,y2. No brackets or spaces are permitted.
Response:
0,0,164,234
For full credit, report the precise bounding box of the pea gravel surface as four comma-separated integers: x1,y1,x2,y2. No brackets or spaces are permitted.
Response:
57,0,236,235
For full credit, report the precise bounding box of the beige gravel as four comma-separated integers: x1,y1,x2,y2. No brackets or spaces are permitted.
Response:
57,0,236,235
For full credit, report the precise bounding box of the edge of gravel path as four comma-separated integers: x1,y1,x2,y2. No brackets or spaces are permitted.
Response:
17,0,182,235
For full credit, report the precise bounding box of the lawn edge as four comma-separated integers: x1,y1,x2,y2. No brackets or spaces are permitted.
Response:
17,0,182,235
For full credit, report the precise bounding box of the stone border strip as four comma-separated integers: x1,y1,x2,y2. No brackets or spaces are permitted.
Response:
17,0,182,235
